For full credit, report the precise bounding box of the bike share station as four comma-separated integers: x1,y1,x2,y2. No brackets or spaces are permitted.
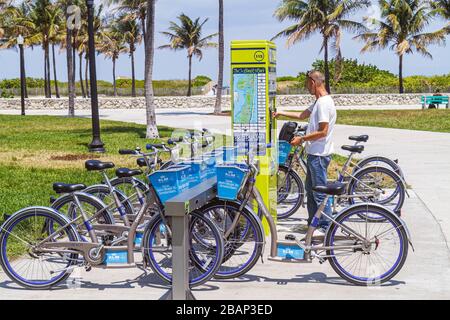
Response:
165,40,306,300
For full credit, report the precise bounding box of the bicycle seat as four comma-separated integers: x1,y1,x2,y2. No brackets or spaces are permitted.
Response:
348,135,369,142
85,160,115,171
115,168,143,178
313,182,347,196
53,183,86,194
341,145,364,153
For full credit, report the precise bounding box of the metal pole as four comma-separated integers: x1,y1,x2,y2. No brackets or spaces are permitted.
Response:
19,44,25,116
86,0,105,152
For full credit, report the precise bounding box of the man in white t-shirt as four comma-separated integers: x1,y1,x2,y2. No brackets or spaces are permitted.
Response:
273,70,336,231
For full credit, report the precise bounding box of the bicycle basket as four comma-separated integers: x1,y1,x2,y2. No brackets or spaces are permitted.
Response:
278,140,292,165
279,121,298,143
199,152,222,179
148,165,190,204
213,146,237,163
179,160,208,188
216,163,249,200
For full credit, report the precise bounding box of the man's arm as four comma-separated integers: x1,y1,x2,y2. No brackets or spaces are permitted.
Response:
291,122,329,146
272,109,311,120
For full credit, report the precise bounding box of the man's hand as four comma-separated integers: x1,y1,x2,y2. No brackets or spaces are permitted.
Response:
272,111,280,119
290,136,303,146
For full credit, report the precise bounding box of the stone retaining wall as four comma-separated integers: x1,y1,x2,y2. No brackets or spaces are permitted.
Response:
0,93,446,110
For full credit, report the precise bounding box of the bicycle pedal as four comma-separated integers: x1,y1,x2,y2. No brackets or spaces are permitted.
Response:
285,234,296,241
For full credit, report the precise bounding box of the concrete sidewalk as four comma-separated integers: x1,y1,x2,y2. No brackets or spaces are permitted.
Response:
0,192,448,299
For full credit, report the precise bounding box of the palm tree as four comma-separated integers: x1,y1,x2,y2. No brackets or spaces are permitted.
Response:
144,0,158,138
98,24,128,96
355,0,447,93
47,4,63,98
429,0,450,19
214,0,224,115
272,0,370,92
0,2,35,97
428,0,450,34
159,13,218,96
116,15,142,97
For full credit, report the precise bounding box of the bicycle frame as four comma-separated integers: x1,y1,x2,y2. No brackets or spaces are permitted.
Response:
35,185,170,268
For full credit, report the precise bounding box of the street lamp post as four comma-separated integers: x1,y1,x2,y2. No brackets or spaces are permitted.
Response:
86,0,105,152
17,35,25,116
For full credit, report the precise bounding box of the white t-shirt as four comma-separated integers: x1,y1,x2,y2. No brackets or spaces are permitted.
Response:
305,95,336,156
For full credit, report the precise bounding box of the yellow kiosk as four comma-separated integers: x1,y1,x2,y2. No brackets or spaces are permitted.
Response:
230,40,278,233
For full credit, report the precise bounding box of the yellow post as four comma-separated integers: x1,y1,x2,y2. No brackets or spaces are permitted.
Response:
230,40,278,234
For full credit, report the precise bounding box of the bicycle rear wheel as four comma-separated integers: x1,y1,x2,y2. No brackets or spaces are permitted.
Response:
325,204,408,286
347,166,405,216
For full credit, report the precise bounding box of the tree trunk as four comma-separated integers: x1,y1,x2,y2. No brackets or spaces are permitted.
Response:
214,0,224,114
187,55,192,97
52,43,60,98
399,54,404,94
72,31,77,96
79,54,86,98
323,36,331,93
44,46,48,98
66,19,75,116
46,44,52,98
131,46,136,97
85,53,89,98
113,58,117,97
144,0,159,138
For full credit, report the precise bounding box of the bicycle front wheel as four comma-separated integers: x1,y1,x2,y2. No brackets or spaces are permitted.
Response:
277,166,305,220
325,204,408,286
143,211,224,287
0,207,80,289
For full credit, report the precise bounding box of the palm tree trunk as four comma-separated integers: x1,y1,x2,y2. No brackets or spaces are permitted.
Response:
131,47,136,97
52,43,60,98
187,55,193,97
399,54,404,94
144,0,159,138
44,48,48,98
85,53,89,98
72,31,76,95
66,22,75,116
113,58,117,97
214,0,224,114
46,45,52,98
79,54,86,98
323,36,331,93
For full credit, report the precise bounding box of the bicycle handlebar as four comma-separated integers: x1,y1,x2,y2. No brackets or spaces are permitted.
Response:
118,149,138,155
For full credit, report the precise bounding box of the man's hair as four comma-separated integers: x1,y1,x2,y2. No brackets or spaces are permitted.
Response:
307,70,325,85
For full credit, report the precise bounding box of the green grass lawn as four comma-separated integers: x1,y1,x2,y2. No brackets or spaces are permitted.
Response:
0,115,176,215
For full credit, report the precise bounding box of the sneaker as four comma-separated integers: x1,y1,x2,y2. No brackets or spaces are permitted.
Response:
290,224,309,233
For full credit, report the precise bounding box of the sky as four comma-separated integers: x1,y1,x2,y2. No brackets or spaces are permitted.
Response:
0,0,449,84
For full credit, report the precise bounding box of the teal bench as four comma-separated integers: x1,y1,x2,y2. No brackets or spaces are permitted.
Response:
421,95,449,109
